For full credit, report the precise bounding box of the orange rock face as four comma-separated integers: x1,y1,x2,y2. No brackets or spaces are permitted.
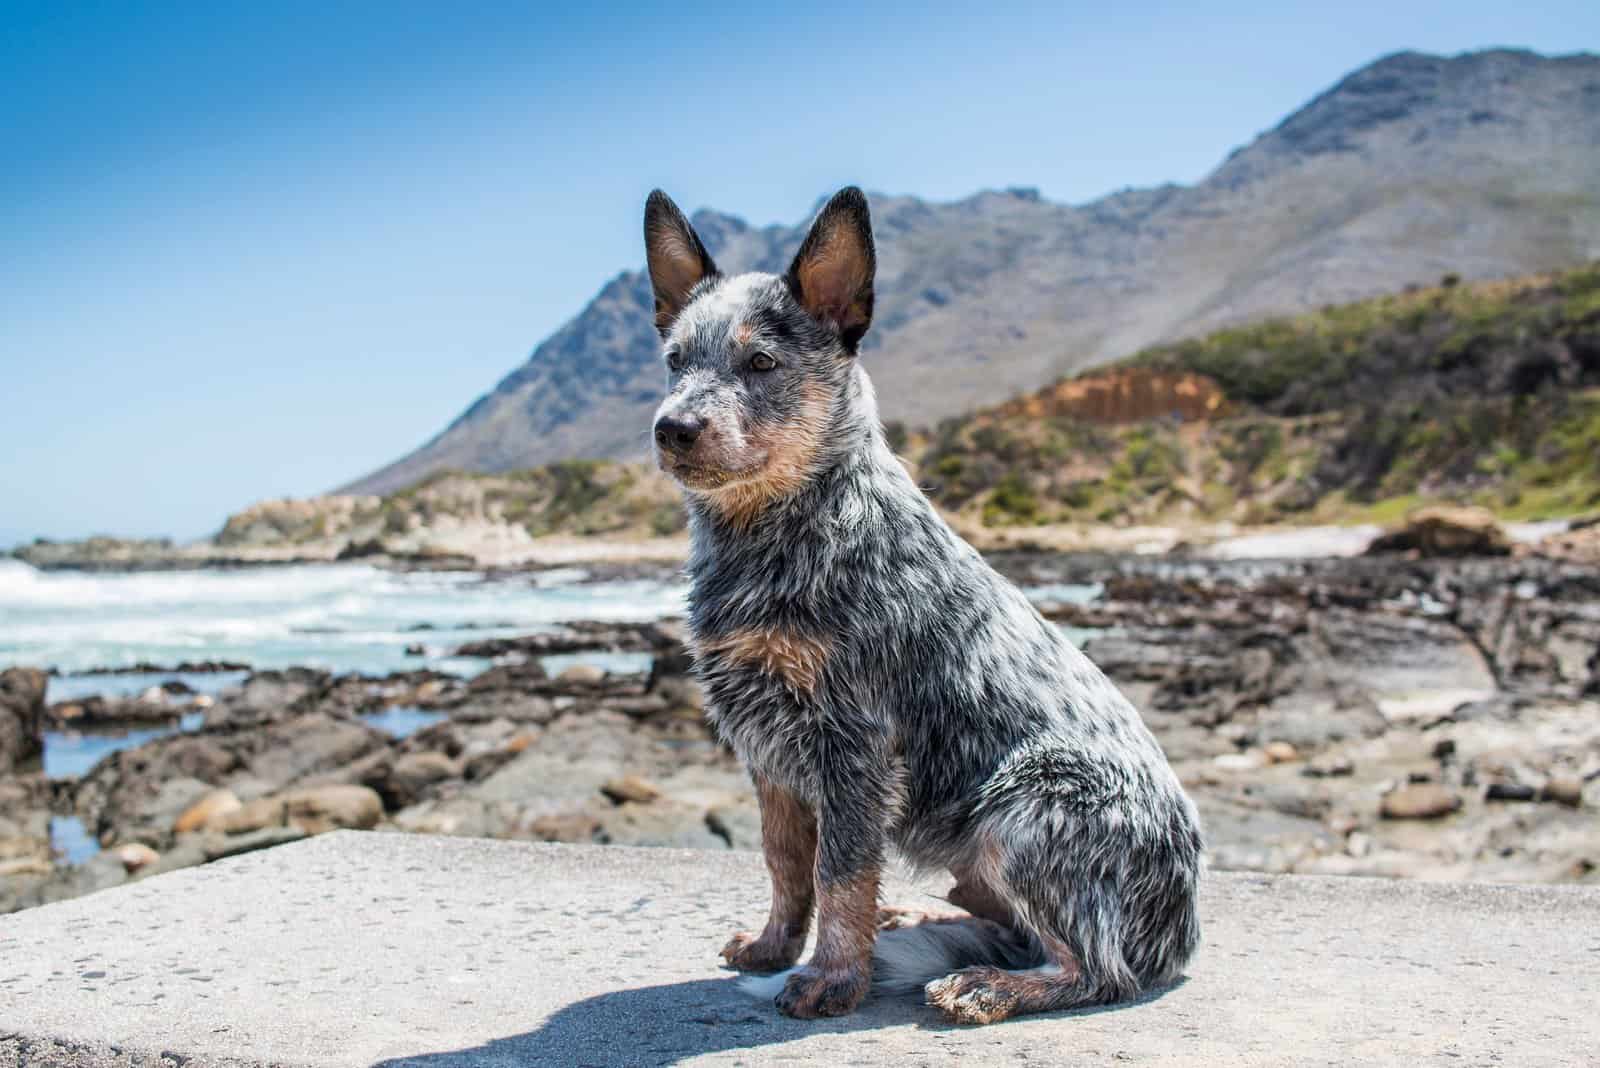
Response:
990,368,1228,425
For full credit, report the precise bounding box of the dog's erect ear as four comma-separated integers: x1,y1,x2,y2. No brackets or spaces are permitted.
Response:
644,190,719,335
786,187,875,352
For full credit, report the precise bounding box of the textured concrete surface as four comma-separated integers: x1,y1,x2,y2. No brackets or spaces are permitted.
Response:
1,832,1596,1067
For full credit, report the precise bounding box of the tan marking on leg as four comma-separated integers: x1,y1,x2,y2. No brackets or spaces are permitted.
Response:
925,938,1091,1025
811,869,879,974
776,865,878,1018
698,627,830,694
721,777,817,973
700,380,833,529
948,863,1019,929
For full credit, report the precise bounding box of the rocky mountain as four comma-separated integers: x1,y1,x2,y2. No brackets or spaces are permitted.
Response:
349,48,1600,495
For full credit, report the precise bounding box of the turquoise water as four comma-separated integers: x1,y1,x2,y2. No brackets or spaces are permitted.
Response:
541,650,656,677
42,711,206,780
50,815,99,866
359,706,447,739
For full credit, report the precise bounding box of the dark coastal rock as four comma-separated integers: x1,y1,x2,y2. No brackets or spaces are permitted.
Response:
78,660,250,676
368,752,460,810
1365,506,1512,558
1485,782,1538,802
453,620,686,659
49,693,185,729
70,713,386,850
0,667,47,774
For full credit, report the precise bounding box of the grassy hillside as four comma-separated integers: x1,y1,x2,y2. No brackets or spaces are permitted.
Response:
903,264,1600,527
216,462,684,549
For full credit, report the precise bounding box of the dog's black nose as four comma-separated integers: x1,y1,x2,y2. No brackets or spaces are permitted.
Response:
654,415,705,453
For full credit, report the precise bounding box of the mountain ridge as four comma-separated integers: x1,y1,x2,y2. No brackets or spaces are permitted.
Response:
345,47,1600,496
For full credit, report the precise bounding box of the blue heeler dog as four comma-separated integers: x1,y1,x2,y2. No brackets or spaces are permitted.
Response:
644,187,1203,1025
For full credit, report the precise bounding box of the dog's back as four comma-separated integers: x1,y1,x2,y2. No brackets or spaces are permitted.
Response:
645,186,1202,1023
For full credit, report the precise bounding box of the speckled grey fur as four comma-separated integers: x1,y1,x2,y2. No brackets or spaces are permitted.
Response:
643,187,1203,1021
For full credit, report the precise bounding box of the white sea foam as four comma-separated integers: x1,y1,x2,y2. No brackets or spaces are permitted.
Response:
0,559,688,675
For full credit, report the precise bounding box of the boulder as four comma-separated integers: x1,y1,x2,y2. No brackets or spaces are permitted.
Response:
220,785,383,836
599,775,663,805
173,789,243,834
1541,776,1585,808
1380,784,1463,820
85,776,217,849
557,663,607,685
205,825,308,860
705,798,762,851
390,798,514,839
374,752,459,809
1365,506,1511,558
596,801,727,850
0,667,47,774
528,810,603,844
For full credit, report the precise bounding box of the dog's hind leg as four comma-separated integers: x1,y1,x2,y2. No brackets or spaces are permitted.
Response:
926,795,1201,1025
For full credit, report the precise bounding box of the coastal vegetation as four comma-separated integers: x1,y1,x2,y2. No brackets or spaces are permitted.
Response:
908,264,1600,528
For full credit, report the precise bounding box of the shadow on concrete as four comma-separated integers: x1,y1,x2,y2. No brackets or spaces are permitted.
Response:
371,973,1184,1067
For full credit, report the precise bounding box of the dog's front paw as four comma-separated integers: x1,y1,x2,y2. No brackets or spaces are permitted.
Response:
720,930,801,973
774,963,870,1019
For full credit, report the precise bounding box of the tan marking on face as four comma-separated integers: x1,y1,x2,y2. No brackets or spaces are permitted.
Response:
700,378,834,529
733,321,754,345
698,627,831,694
811,867,880,974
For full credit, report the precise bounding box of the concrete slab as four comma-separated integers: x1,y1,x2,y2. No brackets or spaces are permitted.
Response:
1,831,1596,1067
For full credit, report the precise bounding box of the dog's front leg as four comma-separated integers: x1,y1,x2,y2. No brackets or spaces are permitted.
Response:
721,775,817,972
773,742,893,1019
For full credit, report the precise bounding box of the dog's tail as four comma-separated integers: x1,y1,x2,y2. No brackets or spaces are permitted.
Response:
737,920,1040,999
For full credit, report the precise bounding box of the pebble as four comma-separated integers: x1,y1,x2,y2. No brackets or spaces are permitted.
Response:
113,842,160,873
1541,776,1584,808
1263,741,1300,764
1304,753,1355,778
600,775,663,805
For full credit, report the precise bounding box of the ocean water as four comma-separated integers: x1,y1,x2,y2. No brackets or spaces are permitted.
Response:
0,559,689,678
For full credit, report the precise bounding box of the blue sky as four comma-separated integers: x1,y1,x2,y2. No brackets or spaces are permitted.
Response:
2,2,1595,545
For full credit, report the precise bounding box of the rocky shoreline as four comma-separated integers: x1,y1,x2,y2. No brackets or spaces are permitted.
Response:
3,551,1597,914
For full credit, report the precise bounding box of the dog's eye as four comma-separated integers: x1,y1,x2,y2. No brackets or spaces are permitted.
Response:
665,350,685,373
749,352,777,372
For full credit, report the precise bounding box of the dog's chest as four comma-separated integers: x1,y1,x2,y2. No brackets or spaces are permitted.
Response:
685,575,839,782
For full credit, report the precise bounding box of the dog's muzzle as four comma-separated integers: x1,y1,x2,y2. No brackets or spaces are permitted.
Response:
654,414,705,456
